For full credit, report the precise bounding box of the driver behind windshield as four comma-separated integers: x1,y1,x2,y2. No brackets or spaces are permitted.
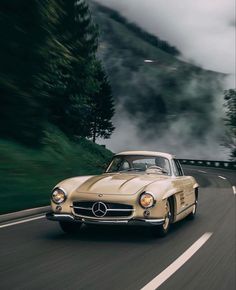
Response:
107,155,171,175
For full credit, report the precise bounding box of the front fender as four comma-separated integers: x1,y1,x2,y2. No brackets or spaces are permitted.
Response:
193,183,199,189
50,176,94,212
162,188,183,200
55,175,94,195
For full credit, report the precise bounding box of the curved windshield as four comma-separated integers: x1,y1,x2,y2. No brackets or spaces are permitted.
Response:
106,155,171,175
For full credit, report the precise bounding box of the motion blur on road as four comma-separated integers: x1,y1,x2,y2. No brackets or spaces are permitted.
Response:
0,166,235,290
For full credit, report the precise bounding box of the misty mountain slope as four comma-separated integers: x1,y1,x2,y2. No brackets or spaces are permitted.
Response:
89,1,227,159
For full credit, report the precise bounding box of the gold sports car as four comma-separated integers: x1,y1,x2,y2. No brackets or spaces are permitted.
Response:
46,151,199,237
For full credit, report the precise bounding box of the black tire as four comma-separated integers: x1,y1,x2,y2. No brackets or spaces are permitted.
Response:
59,221,82,234
152,199,171,238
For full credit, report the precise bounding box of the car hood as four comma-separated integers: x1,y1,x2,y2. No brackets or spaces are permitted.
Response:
76,173,169,195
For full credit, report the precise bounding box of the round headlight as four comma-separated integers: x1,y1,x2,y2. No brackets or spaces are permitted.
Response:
51,188,67,204
139,192,155,208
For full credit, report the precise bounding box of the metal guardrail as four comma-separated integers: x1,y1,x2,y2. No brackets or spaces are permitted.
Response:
179,159,236,170
0,206,50,223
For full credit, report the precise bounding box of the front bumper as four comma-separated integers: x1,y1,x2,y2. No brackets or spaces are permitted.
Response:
46,212,165,226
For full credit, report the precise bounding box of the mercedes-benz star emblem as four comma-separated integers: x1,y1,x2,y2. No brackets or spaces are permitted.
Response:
92,202,107,217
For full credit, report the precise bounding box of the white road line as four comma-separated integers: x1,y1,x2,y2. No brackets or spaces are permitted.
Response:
218,175,227,180
140,232,213,290
198,170,207,173
0,215,44,229
232,186,236,195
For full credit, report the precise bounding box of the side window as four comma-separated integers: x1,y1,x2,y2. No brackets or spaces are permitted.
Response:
173,159,184,176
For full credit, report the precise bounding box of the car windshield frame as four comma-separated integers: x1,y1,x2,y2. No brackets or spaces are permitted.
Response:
106,155,172,176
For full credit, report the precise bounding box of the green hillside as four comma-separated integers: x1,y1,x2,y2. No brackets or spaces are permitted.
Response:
89,1,225,139
0,129,113,214
0,1,115,215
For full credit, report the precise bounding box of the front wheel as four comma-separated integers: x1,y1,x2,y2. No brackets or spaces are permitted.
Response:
152,199,171,238
59,221,82,234
187,189,198,220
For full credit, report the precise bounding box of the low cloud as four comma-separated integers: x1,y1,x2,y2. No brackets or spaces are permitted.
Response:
95,0,235,159
96,0,235,75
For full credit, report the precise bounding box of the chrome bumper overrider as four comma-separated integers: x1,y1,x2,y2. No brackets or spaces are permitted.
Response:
46,212,165,226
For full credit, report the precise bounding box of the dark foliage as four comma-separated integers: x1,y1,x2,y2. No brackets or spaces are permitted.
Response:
224,89,236,159
0,0,61,146
0,0,115,146
87,61,115,142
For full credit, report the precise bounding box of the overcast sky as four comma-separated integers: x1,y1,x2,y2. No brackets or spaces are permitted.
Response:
96,0,235,79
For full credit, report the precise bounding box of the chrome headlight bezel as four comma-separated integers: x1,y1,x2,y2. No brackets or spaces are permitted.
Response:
139,192,156,208
51,187,67,204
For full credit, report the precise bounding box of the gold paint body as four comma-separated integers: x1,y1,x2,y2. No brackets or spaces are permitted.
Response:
50,151,198,223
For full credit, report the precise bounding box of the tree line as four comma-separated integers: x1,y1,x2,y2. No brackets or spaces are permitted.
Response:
0,0,115,147
224,89,236,160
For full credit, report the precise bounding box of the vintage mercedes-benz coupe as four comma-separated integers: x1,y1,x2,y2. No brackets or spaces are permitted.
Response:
46,151,199,236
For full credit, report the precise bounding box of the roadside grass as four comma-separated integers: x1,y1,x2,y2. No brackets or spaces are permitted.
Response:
0,129,113,214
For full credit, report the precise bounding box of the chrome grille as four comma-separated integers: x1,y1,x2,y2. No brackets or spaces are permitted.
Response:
72,201,134,218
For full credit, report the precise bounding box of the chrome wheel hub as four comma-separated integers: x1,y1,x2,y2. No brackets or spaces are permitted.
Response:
163,201,170,230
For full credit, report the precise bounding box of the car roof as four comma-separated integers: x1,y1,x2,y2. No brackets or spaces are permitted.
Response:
115,151,175,159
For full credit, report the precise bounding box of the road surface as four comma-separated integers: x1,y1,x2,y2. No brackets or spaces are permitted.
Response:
0,166,235,290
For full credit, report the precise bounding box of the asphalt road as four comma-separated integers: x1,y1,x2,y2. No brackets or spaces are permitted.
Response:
0,166,235,290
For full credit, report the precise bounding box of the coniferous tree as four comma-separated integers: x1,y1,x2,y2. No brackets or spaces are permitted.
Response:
49,0,100,139
0,0,43,145
88,62,115,142
0,0,69,146
224,89,236,160
0,0,115,146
